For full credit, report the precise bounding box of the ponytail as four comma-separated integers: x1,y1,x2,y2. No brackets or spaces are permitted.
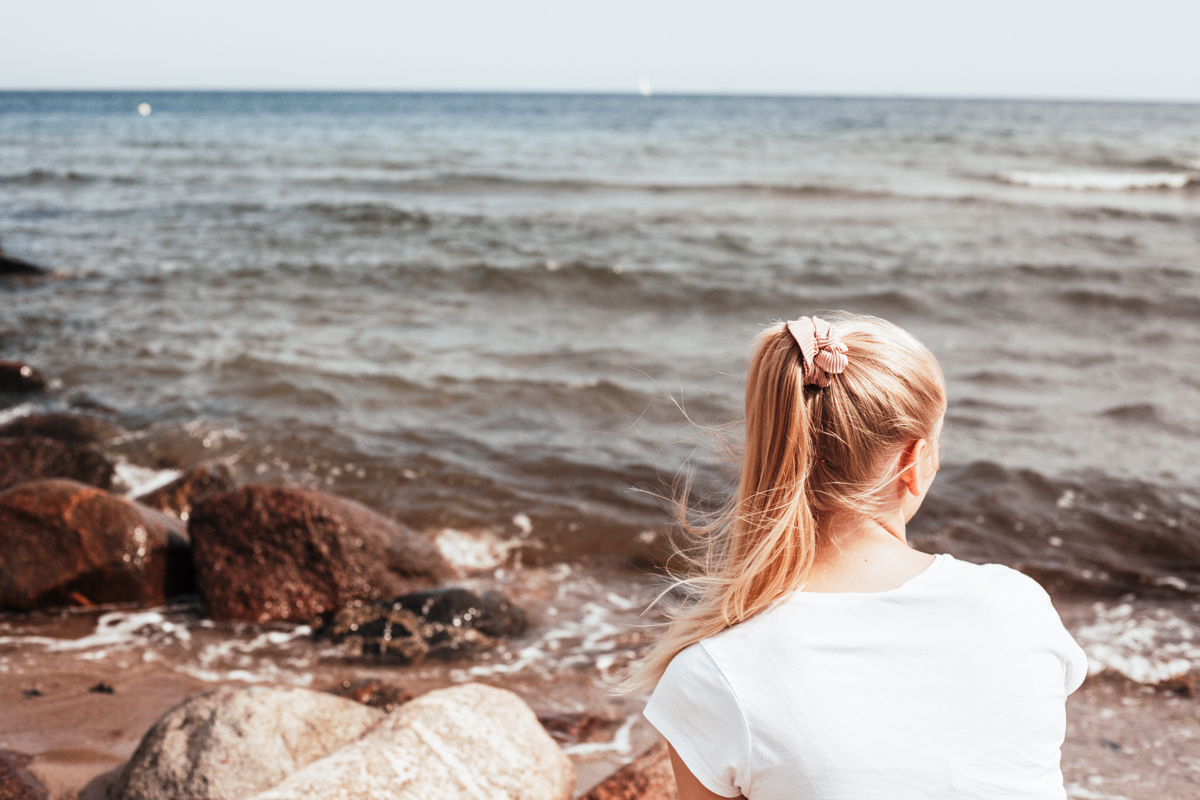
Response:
623,313,945,694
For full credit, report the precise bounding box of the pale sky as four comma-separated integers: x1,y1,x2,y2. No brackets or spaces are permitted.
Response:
4,0,1199,101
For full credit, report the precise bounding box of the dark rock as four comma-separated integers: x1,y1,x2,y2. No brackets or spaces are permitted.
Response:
0,412,122,444
89,682,115,694
538,712,611,745
112,685,382,800
0,361,47,393
1157,671,1200,698
327,678,413,712
0,479,193,612
0,436,115,491
135,462,234,521
20,689,42,699
0,252,49,277
188,485,453,624
0,750,50,800
581,741,678,800
320,587,527,663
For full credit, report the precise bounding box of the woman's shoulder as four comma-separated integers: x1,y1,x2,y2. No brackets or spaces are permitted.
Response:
937,555,1054,600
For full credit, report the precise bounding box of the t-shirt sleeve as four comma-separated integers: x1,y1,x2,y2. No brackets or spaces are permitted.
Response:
642,643,751,798
1014,567,1089,695
1062,626,1089,694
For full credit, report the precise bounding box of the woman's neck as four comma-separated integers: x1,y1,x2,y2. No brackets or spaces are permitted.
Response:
802,515,935,594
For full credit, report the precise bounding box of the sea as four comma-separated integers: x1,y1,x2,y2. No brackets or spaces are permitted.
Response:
2,92,1200,772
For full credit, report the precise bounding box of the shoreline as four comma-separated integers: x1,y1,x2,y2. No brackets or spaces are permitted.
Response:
4,627,1199,799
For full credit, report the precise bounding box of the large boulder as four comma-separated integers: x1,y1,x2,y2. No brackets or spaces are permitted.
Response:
0,361,47,393
111,685,383,800
0,750,49,800
135,462,235,521
189,486,453,624
582,741,677,800
321,587,528,663
0,479,192,611
250,683,574,800
0,436,115,491
0,412,122,444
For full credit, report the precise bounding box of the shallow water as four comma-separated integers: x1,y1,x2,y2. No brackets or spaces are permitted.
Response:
3,92,1200,689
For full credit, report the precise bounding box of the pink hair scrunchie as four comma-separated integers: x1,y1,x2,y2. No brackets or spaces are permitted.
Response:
786,316,848,388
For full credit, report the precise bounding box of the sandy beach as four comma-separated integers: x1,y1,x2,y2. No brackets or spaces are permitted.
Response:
3,655,1199,799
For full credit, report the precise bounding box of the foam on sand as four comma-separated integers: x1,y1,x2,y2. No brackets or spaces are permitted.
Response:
1072,602,1200,684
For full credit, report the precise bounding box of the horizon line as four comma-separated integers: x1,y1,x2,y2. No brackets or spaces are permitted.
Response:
3,87,1200,106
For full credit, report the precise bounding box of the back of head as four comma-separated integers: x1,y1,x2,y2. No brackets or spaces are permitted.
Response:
625,312,945,694
743,313,946,532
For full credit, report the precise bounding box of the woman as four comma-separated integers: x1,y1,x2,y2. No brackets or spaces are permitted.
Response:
630,314,1087,799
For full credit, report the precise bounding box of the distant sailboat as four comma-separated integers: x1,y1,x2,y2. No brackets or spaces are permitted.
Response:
638,77,653,97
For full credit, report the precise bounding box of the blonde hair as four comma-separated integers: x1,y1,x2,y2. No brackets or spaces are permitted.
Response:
625,312,946,694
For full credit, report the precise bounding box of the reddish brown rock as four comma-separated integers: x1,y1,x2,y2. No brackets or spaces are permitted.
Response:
0,750,49,800
135,461,235,520
0,412,122,444
188,485,453,624
0,361,47,393
0,436,114,492
0,479,193,612
582,741,678,800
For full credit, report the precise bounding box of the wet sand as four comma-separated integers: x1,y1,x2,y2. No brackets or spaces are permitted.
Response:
1063,673,1200,799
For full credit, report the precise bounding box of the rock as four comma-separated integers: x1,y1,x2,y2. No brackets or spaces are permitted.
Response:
0,252,49,277
327,678,413,712
0,361,47,393
581,741,678,800
0,479,193,611
189,485,453,624
321,587,528,663
135,462,235,521
0,436,115,491
250,683,574,800
0,750,49,800
0,412,122,444
112,685,383,800
538,712,611,746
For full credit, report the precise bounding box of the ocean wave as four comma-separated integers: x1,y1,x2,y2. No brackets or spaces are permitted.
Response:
1060,288,1200,317
909,461,1200,599
302,202,433,227
1000,170,1193,191
0,169,138,186
304,171,883,200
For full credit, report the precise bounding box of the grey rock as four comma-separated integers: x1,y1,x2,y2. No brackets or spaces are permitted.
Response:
112,685,383,800
250,683,575,800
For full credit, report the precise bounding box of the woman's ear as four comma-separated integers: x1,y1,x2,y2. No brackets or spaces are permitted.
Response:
898,438,928,498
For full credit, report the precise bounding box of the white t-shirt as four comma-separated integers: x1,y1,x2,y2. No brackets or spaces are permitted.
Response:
644,554,1088,800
